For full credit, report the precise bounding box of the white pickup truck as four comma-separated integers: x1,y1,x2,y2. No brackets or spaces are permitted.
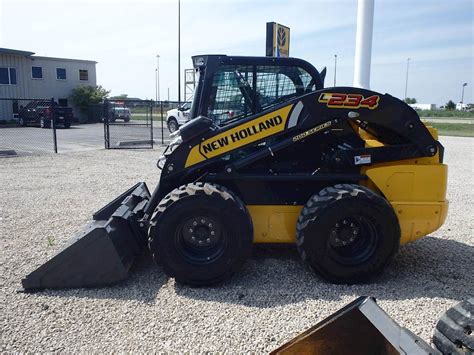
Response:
166,102,191,133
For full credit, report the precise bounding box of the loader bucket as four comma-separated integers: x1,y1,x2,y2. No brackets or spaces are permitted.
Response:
271,296,438,355
22,182,151,291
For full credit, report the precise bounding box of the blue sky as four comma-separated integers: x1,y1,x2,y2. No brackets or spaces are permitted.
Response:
1,0,472,105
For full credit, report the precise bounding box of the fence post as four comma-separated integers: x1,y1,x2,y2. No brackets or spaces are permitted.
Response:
160,101,164,145
103,99,109,149
51,98,58,153
150,101,154,149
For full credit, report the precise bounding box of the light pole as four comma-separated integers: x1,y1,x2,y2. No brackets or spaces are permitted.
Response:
461,82,468,104
404,57,410,101
334,54,337,87
156,54,160,102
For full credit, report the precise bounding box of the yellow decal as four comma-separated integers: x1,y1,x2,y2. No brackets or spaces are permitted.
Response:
292,121,332,142
185,105,293,168
318,93,380,109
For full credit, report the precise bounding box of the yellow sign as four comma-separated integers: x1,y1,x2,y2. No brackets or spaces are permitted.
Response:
273,23,290,57
185,105,293,168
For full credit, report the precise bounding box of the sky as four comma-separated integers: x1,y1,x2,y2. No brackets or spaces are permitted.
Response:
1,0,472,106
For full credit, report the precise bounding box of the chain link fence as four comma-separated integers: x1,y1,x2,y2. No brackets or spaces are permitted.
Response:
0,98,59,156
0,97,189,156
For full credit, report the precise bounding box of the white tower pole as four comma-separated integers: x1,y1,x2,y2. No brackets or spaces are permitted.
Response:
353,0,375,89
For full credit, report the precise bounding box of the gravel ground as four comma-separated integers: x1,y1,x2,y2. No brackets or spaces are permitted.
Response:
1,136,473,353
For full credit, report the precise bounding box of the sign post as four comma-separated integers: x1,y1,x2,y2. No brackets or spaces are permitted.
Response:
266,22,290,57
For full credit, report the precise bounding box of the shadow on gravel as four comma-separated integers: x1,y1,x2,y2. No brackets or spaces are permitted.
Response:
37,236,472,306
174,236,474,308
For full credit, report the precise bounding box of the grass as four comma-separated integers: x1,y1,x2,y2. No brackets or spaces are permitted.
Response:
417,109,474,118
426,121,474,137
47,235,55,247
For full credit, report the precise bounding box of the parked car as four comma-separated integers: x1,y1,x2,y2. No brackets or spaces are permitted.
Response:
109,106,131,122
166,102,191,133
18,101,73,128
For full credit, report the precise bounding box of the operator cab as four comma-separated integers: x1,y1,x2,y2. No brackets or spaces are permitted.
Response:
190,55,325,126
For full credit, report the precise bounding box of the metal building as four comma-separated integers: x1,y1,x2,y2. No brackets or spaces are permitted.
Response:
0,47,97,121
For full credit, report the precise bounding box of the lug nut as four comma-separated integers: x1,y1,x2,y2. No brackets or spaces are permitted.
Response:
189,228,193,233
201,219,205,223
350,223,355,227
353,230,358,235
206,238,211,243
193,221,197,226
335,223,340,228
343,220,348,225
208,223,213,228
210,231,215,236
191,236,196,241
198,240,203,245
342,241,347,245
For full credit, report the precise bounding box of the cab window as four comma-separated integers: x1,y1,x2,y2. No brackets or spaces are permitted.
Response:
207,64,316,125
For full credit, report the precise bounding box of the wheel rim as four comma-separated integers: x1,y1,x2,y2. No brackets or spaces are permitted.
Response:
169,121,178,132
327,216,378,266
174,215,227,264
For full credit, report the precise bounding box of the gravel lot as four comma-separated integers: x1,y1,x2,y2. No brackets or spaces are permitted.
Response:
1,136,473,353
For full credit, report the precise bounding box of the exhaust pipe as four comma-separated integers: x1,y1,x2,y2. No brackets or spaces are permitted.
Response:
22,182,151,291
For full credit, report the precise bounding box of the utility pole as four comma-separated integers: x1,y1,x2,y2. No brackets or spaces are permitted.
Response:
178,0,181,104
404,57,410,101
461,82,468,104
156,54,160,102
334,54,337,86
168,87,170,101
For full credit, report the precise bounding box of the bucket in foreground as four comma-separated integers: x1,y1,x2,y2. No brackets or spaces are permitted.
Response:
271,296,440,355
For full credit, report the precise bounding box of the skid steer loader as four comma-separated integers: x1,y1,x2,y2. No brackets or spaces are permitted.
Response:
22,54,448,290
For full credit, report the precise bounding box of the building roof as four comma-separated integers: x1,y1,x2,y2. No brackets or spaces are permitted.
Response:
0,47,97,64
0,48,35,57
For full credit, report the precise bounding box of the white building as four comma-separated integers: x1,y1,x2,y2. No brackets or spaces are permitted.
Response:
0,47,97,121
409,103,437,111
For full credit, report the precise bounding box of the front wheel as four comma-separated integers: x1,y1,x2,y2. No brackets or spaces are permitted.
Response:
40,117,50,128
296,184,400,283
167,118,179,133
18,117,27,127
148,182,253,286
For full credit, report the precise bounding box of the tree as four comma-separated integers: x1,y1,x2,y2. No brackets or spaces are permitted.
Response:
445,100,456,110
404,97,417,104
70,85,110,114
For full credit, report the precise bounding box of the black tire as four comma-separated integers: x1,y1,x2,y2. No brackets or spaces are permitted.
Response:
296,184,400,283
124,117,130,123
148,182,253,286
64,120,71,128
40,117,50,129
167,117,179,133
433,298,474,354
18,116,27,127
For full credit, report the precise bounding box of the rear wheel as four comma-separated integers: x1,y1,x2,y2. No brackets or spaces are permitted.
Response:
18,117,27,127
296,184,400,283
64,119,71,128
167,118,178,133
148,182,253,286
